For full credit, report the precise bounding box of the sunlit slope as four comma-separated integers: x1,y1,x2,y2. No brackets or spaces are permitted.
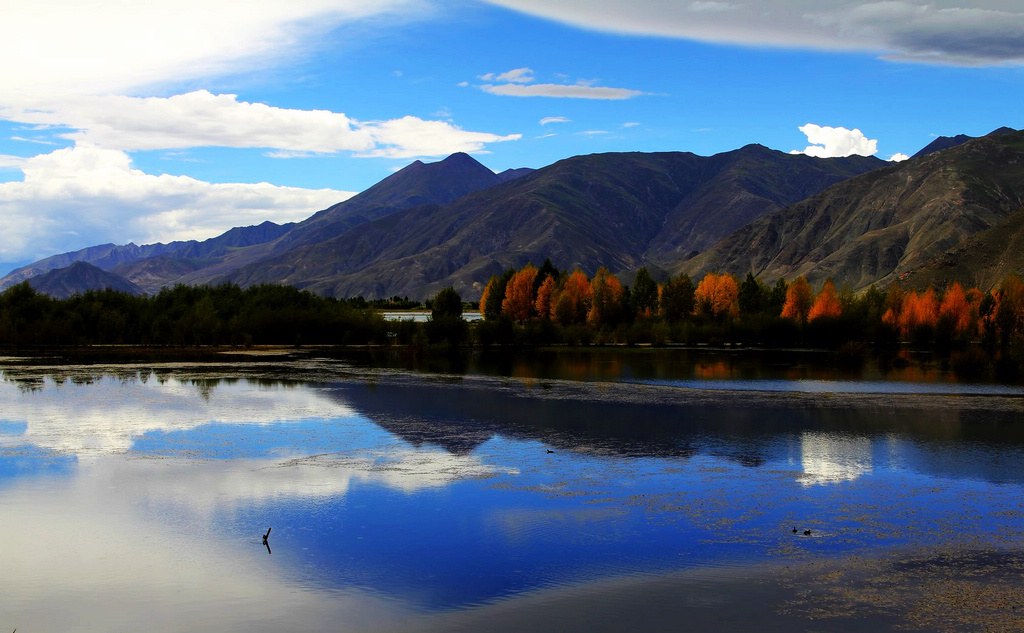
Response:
681,129,1024,291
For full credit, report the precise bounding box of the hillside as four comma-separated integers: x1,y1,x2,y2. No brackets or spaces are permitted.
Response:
901,204,1024,291
27,261,143,299
219,146,883,298
680,129,1024,291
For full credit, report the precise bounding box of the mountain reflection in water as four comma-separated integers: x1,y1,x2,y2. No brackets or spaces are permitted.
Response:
1,359,1023,632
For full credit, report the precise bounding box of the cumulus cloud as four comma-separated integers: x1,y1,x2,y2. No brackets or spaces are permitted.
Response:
356,116,520,159
0,145,354,264
484,0,1024,66
540,116,571,125
790,123,878,158
889,152,911,162
0,91,518,157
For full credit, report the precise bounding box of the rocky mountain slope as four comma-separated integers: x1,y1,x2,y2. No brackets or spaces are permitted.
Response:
680,129,1024,291
219,146,883,298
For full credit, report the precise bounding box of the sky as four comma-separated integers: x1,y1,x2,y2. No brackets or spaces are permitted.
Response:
1,0,1023,275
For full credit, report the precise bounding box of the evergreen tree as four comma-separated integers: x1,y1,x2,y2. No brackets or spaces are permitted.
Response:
631,267,659,317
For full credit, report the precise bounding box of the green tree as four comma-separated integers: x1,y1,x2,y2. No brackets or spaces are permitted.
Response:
659,275,695,323
431,286,463,321
631,267,659,317
738,272,766,316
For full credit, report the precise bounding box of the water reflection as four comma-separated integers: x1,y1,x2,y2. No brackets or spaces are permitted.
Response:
799,432,872,485
1,362,1023,632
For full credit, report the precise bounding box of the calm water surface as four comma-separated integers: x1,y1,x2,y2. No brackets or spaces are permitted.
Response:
1,351,1023,632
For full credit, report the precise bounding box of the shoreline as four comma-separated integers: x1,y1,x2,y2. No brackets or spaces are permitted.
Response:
407,544,1024,633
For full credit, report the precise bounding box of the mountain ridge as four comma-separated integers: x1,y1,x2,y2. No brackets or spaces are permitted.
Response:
8,128,1021,300
680,129,1024,290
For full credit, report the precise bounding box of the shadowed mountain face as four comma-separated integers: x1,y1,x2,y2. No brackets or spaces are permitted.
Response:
26,261,143,299
0,153,506,295
681,130,1024,291
217,147,883,298
42,131,1024,300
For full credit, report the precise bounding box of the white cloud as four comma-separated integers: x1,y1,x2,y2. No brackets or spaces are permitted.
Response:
481,67,536,83
0,91,517,157
578,130,610,136
622,121,641,128
889,152,911,162
356,116,520,159
0,0,424,98
0,146,354,264
482,83,645,100
790,123,878,158
484,0,1024,66
540,116,571,125
0,374,359,455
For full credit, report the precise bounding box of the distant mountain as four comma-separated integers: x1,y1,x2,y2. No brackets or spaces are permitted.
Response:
8,140,963,300
681,129,1024,291
911,126,1017,159
496,167,534,182
217,146,883,298
256,152,508,255
0,220,294,292
912,134,974,159
27,261,142,299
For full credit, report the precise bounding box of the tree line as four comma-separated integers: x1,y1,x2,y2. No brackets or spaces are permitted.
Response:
2,264,1023,375
0,282,387,348
473,262,1024,368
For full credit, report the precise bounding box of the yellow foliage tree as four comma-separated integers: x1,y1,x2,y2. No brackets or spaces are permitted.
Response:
693,272,739,320
587,267,624,327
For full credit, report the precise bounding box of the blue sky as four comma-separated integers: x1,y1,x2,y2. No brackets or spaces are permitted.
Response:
1,0,1022,274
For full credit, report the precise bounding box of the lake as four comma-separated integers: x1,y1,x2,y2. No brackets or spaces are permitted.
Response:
2,349,1024,632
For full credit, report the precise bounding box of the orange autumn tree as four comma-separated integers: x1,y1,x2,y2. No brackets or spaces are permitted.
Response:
781,276,813,323
502,264,538,322
808,279,842,321
693,272,739,320
553,269,592,325
535,275,557,320
896,288,938,339
588,267,624,327
938,282,973,338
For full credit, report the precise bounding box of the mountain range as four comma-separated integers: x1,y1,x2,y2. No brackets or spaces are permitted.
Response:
3,127,1022,299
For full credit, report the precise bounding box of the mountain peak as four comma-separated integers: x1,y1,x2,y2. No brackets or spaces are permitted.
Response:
912,133,974,159
28,261,142,299
440,151,478,164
